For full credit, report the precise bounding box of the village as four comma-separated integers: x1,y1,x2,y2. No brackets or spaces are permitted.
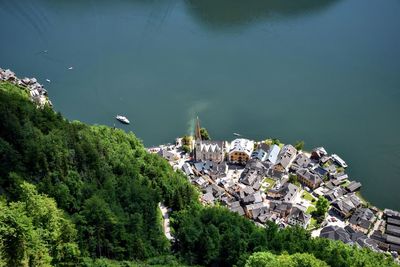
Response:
0,68,52,108
148,118,400,260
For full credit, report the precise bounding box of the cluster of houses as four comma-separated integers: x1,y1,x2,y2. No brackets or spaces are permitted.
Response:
149,119,400,258
319,208,400,257
0,68,51,107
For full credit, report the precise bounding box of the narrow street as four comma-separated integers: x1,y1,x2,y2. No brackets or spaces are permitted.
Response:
159,203,173,240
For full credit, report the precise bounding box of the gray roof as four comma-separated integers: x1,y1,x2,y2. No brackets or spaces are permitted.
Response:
324,186,346,202
275,144,297,169
268,183,299,202
202,192,214,203
384,209,400,220
387,224,400,237
266,145,280,164
387,235,400,246
251,149,268,161
193,160,213,172
311,147,328,158
269,201,292,214
182,163,194,176
240,169,261,186
334,173,349,181
243,191,262,204
296,168,322,187
266,168,285,180
345,181,362,193
349,208,375,230
320,226,352,244
258,143,270,152
288,207,311,224
230,205,245,216
332,193,362,217
196,140,224,153
323,164,337,174
294,153,311,168
387,217,400,227
240,159,267,185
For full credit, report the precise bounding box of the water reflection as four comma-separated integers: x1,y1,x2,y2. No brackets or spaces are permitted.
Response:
184,0,339,29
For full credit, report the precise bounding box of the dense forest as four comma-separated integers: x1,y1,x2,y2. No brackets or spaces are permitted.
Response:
0,81,397,266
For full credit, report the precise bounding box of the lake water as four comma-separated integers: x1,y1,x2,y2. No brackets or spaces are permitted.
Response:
1,0,399,210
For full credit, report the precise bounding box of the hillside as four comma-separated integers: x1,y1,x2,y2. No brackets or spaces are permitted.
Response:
0,81,197,265
0,81,397,267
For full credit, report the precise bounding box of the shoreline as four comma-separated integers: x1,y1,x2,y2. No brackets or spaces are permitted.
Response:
150,134,400,258
2,67,399,259
0,68,52,108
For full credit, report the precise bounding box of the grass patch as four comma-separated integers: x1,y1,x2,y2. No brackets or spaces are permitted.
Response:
306,205,316,215
307,218,318,230
301,191,315,202
263,177,276,190
341,180,351,187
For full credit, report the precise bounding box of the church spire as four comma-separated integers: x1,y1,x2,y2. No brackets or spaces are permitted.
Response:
195,116,202,141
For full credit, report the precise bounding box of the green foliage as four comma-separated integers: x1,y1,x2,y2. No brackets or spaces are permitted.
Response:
295,141,305,151
81,255,188,267
0,82,396,267
271,138,281,145
289,174,299,186
0,182,80,266
0,81,30,100
313,197,329,220
199,128,210,140
245,251,329,267
182,145,191,153
181,135,192,145
172,205,396,267
0,84,197,261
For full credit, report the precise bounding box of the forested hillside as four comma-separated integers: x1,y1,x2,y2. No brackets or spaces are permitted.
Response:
0,82,197,265
0,81,397,267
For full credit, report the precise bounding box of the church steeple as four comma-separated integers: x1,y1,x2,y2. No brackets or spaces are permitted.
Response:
195,116,202,141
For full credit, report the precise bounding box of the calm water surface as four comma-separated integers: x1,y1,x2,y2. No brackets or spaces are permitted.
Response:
1,0,399,209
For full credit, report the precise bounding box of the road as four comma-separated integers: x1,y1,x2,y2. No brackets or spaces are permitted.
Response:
159,203,173,240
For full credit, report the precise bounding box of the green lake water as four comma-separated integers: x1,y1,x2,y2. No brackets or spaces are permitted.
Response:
1,0,399,209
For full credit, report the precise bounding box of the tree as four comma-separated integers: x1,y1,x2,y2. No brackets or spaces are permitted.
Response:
182,144,191,153
289,174,299,186
181,135,192,145
200,128,210,140
313,196,329,223
295,140,305,151
272,138,281,145
0,182,80,266
245,252,329,267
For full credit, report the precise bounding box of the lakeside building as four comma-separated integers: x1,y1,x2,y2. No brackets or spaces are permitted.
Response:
331,193,362,219
150,130,400,259
274,144,297,172
296,168,322,189
266,144,281,164
228,138,254,164
349,208,375,234
194,118,225,162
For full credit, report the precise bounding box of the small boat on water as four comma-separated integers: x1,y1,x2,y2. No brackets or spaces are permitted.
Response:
116,115,130,124
68,66,74,70
46,79,51,83
233,133,241,137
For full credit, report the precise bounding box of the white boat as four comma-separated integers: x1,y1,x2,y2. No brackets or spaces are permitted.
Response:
46,79,51,83
233,133,241,137
116,115,130,124
68,66,74,70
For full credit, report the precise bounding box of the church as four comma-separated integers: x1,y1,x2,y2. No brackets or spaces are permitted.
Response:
194,117,226,163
